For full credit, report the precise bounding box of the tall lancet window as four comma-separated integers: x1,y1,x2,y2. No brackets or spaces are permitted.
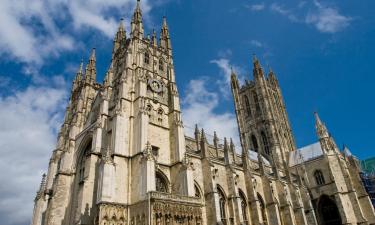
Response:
244,96,251,117
78,141,91,184
144,52,150,64
261,131,270,155
314,170,325,185
217,185,227,224
239,190,248,224
258,194,268,225
253,91,261,113
251,135,259,152
155,172,168,193
159,59,164,71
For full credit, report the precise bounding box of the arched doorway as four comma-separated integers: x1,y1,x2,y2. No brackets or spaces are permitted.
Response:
318,195,342,225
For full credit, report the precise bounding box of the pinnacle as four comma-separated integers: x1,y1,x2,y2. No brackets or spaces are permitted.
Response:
77,59,83,75
89,48,96,61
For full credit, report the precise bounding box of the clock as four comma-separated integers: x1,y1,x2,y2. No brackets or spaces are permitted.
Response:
148,79,163,93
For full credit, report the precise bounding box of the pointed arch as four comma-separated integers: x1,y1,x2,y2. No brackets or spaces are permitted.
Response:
261,131,270,155
159,58,164,71
217,185,227,224
317,195,342,225
257,193,268,225
250,134,259,152
75,135,93,184
155,170,169,193
194,181,203,199
144,51,150,64
244,95,251,117
252,91,261,113
239,189,248,223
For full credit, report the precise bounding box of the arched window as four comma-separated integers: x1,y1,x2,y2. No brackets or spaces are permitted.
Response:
253,91,261,113
239,190,248,223
258,193,268,225
314,170,325,185
78,141,91,183
194,183,202,198
251,135,259,152
144,52,150,64
217,185,227,224
261,131,270,155
155,172,168,192
159,59,164,71
244,96,251,117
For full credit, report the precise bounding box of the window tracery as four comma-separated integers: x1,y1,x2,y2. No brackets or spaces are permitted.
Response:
144,52,150,64
78,141,91,183
314,170,325,185
261,131,270,155
159,59,164,71
156,172,168,193
217,185,227,224
251,135,259,152
244,96,251,117
258,194,268,225
253,91,261,113
239,190,248,223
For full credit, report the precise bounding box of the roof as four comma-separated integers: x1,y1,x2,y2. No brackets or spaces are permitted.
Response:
289,142,323,166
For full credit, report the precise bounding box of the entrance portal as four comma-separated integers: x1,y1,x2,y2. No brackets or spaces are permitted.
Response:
318,195,342,225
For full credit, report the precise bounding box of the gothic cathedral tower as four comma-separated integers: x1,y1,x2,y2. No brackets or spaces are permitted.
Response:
33,1,200,225
231,56,296,170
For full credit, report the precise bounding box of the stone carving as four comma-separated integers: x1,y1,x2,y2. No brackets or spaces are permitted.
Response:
97,203,127,225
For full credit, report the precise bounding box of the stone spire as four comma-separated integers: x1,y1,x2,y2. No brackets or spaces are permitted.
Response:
35,173,46,200
252,54,266,81
314,112,339,154
113,18,126,55
85,48,96,84
72,60,83,91
223,137,231,164
200,128,207,143
151,29,157,47
230,67,240,90
314,112,329,139
131,0,144,38
230,138,236,164
213,131,219,149
160,16,171,50
268,67,279,86
213,131,219,157
194,124,200,151
200,128,209,158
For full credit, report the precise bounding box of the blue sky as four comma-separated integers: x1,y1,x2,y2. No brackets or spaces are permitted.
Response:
0,0,374,224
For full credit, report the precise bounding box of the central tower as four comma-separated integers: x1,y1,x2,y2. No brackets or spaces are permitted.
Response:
231,57,296,167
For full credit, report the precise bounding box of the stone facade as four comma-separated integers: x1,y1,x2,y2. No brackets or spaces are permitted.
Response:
31,1,375,225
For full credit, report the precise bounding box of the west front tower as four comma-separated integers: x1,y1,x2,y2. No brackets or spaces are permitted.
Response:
34,1,202,225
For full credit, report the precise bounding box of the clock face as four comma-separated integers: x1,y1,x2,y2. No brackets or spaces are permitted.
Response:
148,79,163,93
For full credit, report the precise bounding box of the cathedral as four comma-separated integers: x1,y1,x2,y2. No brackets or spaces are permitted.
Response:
31,1,375,225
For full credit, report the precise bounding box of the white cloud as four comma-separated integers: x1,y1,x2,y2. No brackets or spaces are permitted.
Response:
181,79,240,148
210,58,244,99
270,3,299,22
250,40,263,48
306,1,351,33
181,56,245,149
269,1,351,33
0,0,154,65
0,79,68,225
248,3,265,11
